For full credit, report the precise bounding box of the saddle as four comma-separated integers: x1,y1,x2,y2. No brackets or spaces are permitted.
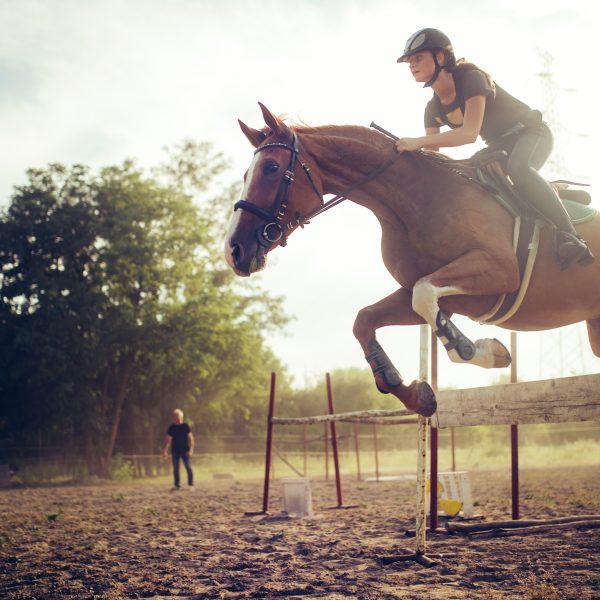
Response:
448,151,596,324
472,149,594,223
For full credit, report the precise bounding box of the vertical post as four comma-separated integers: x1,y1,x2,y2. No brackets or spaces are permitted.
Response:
373,423,380,482
353,422,361,481
326,372,343,508
418,324,431,544
381,326,438,567
416,415,429,556
450,428,456,472
246,372,277,515
324,422,329,481
429,328,438,533
262,372,276,514
303,423,308,477
510,332,520,520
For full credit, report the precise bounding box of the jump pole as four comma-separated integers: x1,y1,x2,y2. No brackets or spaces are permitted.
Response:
429,328,439,533
510,331,519,520
432,370,600,536
325,372,359,510
244,371,276,516
383,324,440,567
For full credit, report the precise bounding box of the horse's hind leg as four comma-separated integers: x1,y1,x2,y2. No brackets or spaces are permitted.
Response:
586,317,600,357
412,251,517,368
412,279,511,368
353,288,437,417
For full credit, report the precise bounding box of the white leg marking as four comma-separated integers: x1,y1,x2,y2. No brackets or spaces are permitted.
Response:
412,279,466,364
412,278,511,368
412,279,463,328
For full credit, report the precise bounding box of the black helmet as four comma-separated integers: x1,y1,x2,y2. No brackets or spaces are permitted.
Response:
397,28,454,63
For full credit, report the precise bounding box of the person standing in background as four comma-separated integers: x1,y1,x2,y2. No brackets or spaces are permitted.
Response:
163,409,194,491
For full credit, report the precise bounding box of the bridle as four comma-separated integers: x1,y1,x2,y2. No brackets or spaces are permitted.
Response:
233,131,401,250
233,133,322,248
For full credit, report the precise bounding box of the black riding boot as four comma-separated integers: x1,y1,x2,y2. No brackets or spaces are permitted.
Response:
525,182,594,269
545,202,595,270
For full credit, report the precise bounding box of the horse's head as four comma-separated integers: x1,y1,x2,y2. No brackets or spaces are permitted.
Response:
224,103,324,276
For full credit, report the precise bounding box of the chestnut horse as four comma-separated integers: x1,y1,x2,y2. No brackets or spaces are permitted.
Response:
224,103,600,416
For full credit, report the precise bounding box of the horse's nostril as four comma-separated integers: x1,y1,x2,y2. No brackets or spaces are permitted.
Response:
231,243,242,264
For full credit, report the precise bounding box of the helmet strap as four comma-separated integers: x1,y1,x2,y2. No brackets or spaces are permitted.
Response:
424,51,444,87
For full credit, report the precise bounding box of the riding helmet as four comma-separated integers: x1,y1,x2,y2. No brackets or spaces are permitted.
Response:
397,28,454,63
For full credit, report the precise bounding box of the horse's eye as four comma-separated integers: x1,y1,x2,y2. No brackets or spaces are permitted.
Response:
262,162,279,176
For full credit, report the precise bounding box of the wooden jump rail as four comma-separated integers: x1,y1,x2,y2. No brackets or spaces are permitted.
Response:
432,372,600,429
272,409,415,425
250,331,600,564
426,370,600,539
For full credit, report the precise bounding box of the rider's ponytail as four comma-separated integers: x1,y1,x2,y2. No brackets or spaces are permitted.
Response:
450,57,496,97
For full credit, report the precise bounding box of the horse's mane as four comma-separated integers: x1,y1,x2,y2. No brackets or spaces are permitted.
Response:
263,117,453,165
293,123,393,153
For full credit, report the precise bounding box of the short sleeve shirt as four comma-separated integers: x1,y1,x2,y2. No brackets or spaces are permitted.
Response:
167,423,191,453
424,68,533,144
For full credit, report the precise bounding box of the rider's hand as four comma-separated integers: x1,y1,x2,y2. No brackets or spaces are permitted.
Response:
395,137,421,153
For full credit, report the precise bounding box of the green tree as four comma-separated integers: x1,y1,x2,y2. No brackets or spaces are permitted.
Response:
0,141,291,476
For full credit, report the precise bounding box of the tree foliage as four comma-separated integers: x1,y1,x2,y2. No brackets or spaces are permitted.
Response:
0,142,290,474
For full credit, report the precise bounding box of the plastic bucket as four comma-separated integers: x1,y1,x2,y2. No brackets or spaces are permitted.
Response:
280,477,314,517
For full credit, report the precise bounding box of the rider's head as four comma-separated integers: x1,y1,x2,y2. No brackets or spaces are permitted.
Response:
397,28,455,87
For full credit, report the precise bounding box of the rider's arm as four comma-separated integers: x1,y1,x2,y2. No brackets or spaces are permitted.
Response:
424,126,440,151
396,95,486,152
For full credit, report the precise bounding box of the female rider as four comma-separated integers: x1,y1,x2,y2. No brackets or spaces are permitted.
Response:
395,28,594,270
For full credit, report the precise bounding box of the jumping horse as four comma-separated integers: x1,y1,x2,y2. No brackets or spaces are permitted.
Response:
224,103,600,416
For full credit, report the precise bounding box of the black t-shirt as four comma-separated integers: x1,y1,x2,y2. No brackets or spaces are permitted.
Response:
167,423,191,453
424,68,533,144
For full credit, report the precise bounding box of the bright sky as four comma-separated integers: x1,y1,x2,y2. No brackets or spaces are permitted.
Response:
1,0,598,391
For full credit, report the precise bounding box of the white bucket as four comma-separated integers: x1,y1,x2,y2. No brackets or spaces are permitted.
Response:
280,477,314,517
426,471,474,518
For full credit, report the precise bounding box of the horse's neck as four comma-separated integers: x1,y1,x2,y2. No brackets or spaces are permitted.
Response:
299,127,426,222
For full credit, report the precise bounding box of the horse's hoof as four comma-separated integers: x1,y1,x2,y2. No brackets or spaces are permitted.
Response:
414,381,437,417
473,338,512,368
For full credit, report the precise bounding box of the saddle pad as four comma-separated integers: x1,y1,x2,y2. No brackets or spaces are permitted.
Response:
476,167,597,225
564,199,597,225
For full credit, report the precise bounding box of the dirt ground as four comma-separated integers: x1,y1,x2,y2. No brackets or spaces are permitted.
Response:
1,466,599,599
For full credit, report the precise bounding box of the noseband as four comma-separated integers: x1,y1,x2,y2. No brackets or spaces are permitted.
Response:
233,133,323,249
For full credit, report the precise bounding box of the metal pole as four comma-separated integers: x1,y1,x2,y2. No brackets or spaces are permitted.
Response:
303,423,308,477
326,372,343,508
245,372,276,516
353,422,361,481
417,324,431,545
263,372,276,514
429,328,438,533
324,422,329,481
416,414,429,555
373,423,380,482
380,326,439,567
510,332,520,520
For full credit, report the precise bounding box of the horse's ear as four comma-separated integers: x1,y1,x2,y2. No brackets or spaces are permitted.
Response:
258,102,286,135
238,119,266,148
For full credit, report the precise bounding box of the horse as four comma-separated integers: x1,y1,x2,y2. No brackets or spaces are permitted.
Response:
224,102,600,417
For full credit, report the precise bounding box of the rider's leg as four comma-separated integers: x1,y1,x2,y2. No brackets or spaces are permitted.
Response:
506,124,594,269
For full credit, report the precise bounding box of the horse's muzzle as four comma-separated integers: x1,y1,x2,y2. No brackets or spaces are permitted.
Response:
225,239,266,277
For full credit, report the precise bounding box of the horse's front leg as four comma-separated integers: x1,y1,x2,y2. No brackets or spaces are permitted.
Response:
353,287,437,417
